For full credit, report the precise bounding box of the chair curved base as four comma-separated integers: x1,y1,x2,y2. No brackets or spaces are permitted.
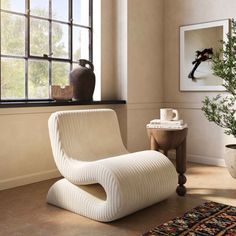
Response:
47,151,178,222
47,178,109,221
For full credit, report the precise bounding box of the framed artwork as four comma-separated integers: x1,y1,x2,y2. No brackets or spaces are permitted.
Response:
180,19,229,91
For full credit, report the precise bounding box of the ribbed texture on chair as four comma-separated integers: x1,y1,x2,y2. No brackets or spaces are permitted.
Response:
47,109,178,222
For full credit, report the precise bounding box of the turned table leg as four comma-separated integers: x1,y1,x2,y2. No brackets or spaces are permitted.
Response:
176,137,187,196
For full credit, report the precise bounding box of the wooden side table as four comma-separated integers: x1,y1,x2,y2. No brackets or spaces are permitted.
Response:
147,127,188,196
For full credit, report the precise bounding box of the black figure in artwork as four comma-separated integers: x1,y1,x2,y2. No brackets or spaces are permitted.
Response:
188,48,213,80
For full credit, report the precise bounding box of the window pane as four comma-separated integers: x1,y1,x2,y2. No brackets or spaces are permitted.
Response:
52,0,68,22
1,0,25,13
1,58,25,99
73,0,89,26
1,13,25,56
52,62,70,87
28,60,49,98
30,18,49,56
73,26,89,61
30,0,49,18
52,23,69,59
73,62,79,69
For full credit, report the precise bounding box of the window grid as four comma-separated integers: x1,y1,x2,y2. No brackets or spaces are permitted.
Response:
0,0,93,101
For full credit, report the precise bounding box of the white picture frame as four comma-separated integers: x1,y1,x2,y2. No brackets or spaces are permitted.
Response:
180,19,229,91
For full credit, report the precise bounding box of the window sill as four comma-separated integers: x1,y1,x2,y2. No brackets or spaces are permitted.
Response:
0,100,126,108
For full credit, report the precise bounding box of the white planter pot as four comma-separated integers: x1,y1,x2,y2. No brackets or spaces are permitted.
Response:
224,144,236,178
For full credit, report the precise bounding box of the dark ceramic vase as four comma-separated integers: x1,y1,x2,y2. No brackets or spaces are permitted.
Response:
69,59,95,101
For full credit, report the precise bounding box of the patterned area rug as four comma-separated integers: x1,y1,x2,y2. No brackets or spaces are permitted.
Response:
142,201,236,236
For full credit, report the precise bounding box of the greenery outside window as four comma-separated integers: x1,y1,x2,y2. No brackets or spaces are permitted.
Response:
0,0,93,101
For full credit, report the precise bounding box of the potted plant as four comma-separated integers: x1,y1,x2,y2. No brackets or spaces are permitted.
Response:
202,19,236,178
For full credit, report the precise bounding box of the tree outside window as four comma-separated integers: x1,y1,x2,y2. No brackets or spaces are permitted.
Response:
0,0,92,100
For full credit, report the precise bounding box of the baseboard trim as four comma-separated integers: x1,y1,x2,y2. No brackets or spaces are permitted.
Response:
0,169,61,191
0,153,226,191
168,151,226,167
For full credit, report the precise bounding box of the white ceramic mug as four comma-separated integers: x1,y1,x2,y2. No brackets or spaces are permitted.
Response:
160,108,179,121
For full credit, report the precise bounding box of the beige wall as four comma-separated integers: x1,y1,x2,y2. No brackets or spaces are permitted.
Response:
102,0,164,152
164,0,236,165
127,0,164,104
126,0,164,151
0,0,165,190
2,0,232,190
114,0,128,101
100,0,117,100
0,105,126,190
0,0,127,190
100,0,165,152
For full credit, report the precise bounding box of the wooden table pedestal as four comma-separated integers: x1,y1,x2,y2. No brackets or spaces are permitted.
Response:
147,127,188,196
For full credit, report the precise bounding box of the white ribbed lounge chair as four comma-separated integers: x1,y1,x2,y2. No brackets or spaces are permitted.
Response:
47,109,178,222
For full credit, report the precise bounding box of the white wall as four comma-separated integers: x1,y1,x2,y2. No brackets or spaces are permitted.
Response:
164,0,236,166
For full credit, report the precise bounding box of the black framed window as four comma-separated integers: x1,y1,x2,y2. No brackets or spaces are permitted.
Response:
0,0,93,101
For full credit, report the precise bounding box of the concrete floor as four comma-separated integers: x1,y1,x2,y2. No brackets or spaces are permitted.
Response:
0,163,236,236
